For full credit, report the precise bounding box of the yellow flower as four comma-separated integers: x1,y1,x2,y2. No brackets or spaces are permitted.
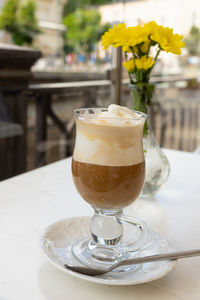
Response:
140,40,151,53
101,23,126,49
101,21,185,56
101,23,149,52
144,21,160,36
122,59,135,72
121,25,149,52
150,25,185,54
135,56,155,70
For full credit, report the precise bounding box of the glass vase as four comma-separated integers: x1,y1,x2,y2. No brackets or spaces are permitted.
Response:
131,84,170,198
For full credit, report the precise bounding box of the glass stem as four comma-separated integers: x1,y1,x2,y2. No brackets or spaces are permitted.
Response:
90,208,123,246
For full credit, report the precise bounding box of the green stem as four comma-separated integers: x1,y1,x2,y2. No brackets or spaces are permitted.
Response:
124,52,134,84
130,47,139,81
154,47,161,62
130,46,137,60
138,46,143,58
128,72,134,84
146,40,152,58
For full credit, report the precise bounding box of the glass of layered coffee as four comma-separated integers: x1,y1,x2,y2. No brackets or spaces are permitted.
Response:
72,105,148,270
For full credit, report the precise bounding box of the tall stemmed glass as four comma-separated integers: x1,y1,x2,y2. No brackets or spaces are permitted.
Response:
71,107,148,270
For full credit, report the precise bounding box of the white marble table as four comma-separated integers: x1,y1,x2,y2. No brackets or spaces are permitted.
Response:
1,149,200,299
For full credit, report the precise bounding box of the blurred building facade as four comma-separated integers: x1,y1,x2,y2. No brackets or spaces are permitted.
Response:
0,0,66,55
35,0,66,56
99,0,200,35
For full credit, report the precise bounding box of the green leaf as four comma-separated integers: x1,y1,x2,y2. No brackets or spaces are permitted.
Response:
146,84,155,104
63,8,111,54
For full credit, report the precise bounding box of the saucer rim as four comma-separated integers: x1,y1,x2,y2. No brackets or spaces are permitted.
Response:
40,216,177,286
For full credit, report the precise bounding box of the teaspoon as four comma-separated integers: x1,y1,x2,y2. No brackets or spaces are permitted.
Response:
64,248,200,276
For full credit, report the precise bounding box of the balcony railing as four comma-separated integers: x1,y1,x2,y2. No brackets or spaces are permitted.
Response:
29,75,200,168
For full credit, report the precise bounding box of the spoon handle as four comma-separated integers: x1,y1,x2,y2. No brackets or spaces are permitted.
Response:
120,249,200,266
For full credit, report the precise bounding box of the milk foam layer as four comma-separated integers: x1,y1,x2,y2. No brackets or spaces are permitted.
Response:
73,105,145,166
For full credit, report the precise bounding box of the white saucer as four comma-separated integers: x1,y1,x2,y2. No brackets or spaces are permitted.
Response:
40,216,176,285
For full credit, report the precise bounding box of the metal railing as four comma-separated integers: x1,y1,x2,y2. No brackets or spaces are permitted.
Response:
29,74,200,168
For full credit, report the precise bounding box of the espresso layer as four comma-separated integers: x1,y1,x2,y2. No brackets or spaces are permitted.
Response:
72,159,145,209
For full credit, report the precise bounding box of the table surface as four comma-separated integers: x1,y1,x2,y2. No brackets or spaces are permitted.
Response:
1,149,200,300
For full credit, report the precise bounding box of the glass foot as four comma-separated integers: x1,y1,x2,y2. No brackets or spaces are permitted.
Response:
72,216,150,272
72,237,138,273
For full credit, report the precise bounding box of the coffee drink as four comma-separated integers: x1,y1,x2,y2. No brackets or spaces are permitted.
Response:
72,105,145,209
72,160,145,209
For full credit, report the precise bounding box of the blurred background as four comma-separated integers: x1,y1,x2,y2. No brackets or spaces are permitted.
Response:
0,0,200,180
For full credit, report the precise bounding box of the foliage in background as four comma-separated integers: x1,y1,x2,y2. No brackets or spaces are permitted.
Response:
64,0,111,15
184,25,200,55
0,0,39,46
63,9,110,55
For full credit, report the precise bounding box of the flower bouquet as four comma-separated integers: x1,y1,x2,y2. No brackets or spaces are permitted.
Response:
101,21,185,135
